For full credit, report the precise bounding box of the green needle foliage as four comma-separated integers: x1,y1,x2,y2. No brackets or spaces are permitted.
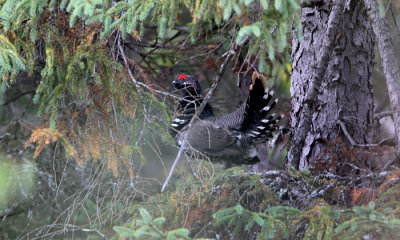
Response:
303,205,341,240
113,208,199,240
0,0,300,127
63,0,300,73
335,201,400,239
213,204,302,239
213,200,400,239
0,0,299,175
0,34,25,89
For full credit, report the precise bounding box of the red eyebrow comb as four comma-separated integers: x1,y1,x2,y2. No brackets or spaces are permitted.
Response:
178,74,187,80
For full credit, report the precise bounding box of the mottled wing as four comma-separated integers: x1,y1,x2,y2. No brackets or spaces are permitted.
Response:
182,120,237,153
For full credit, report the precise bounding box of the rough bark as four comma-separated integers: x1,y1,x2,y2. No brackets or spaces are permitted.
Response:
364,0,400,151
288,0,375,169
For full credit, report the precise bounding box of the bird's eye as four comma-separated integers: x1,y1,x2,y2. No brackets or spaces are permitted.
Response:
178,74,187,81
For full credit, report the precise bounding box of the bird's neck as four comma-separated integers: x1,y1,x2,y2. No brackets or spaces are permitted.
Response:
177,94,213,120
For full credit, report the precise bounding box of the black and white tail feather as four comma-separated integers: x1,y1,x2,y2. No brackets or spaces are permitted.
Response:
171,72,285,164
238,73,284,144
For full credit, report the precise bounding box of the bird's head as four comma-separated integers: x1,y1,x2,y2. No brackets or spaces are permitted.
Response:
173,74,202,95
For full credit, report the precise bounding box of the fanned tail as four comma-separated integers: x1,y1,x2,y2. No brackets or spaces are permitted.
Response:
241,72,284,141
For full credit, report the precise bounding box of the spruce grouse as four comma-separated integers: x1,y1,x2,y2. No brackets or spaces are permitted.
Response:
171,73,283,164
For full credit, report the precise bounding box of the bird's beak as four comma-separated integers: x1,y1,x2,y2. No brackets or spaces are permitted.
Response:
172,79,185,89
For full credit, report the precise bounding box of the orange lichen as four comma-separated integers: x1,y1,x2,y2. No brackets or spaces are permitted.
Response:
351,187,377,206
184,204,212,228
379,169,400,193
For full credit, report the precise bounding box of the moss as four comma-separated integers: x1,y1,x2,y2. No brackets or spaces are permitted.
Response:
138,168,278,238
139,169,348,238
117,166,400,240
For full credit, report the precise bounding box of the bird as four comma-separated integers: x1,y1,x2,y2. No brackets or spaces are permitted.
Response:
171,72,284,165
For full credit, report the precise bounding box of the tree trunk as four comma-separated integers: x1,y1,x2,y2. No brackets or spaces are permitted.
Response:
364,0,400,151
288,1,374,169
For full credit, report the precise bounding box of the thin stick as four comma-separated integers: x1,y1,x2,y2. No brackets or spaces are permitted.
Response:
161,38,248,192
130,41,216,51
117,39,181,100
374,110,394,121
338,120,396,147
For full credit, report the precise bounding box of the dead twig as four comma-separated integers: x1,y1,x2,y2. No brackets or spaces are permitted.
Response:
374,110,394,121
339,119,396,147
130,41,217,51
117,38,181,100
144,23,190,33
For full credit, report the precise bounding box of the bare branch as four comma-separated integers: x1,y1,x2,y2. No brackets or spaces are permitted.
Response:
117,38,181,100
3,90,35,106
339,120,396,147
374,110,394,121
144,23,190,33
130,41,217,51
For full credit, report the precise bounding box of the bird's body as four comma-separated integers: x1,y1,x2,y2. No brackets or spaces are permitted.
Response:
171,73,283,164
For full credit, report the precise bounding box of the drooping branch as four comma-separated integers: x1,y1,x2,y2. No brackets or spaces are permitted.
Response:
364,0,400,150
3,90,35,106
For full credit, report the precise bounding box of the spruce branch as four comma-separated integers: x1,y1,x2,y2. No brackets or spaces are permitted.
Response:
161,37,249,192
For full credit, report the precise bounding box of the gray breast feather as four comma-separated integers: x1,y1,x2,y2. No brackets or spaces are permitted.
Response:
177,120,236,152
